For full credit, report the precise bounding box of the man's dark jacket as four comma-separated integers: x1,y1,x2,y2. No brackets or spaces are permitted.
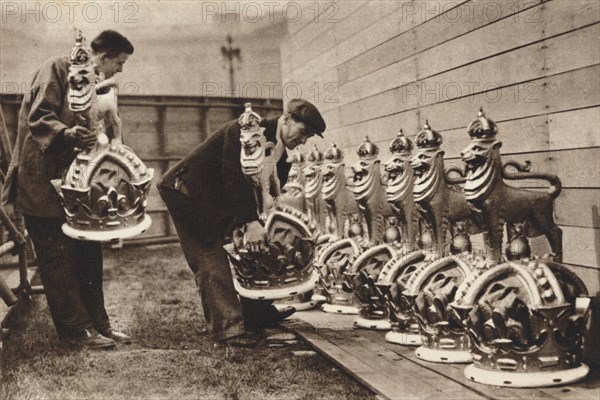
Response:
2,56,78,217
158,117,289,243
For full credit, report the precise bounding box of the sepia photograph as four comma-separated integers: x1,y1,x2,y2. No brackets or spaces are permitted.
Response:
0,1,599,399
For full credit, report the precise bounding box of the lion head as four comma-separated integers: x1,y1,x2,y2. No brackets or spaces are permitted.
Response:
239,128,267,176
351,159,378,202
410,148,445,203
384,154,414,203
461,139,502,201
410,149,442,178
384,155,407,184
321,162,339,183
67,32,97,113
302,163,322,201
461,140,501,176
320,161,343,201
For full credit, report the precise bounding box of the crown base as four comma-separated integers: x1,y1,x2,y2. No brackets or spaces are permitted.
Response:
233,270,318,300
276,299,317,311
62,214,151,242
311,293,327,303
464,363,589,388
415,346,473,364
321,303,359,314
385,330,422,345
274,292,318,311
354,317,391,330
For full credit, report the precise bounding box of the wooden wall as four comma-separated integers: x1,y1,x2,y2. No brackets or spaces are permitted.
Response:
0,94,283,242
281,0,600,293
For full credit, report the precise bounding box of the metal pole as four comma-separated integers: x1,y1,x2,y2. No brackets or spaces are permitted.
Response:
221,34,241,97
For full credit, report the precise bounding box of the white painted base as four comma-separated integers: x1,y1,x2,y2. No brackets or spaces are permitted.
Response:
385,331,422,346
275,300,317,311
415,346,473,364
62,215,152,242
234,271,319,300
321,303,359,315
311,293,327,303
464,363,589,387
354,317,391,330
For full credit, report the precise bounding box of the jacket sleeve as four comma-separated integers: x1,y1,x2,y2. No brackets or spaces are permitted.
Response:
27,58,69,153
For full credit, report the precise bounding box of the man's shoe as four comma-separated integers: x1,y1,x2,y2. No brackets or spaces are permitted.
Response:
82,329,116,350
263,306,296,328
221,331,265,348
101,329,132,344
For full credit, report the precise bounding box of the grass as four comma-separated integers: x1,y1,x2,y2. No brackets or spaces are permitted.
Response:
0,243,375,400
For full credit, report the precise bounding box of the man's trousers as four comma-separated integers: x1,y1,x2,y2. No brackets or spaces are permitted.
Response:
158,185,274,342
24,215,110,338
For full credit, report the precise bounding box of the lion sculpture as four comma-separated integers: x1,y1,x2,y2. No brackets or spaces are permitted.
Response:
460,109,562,262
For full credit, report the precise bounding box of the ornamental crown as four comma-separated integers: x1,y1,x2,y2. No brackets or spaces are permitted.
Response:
226,207,319,300
357,136,379,160
238,102,262,132
53,145,154,241
389,129,414,154
451,258,590,387
402,254,486,363
306,144,324,164
70,30,92,66
467,108,498,140
415,121,443,149
324,143,344,163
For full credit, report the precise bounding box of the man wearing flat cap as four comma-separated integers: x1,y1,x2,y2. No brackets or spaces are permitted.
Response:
158,98,326,347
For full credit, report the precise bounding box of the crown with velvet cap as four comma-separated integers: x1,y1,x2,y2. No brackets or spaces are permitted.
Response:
389,129,414,155
415,121,443,149
467,108,498,141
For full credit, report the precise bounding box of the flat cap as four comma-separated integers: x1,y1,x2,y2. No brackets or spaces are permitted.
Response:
287,98,326,137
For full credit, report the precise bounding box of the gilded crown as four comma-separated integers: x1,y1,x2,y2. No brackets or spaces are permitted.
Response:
226,207,319,300
324,143,344,163
306,144,324,164
53,145,154,241
375,252,430,345
314,239,361,314
402,254,490,363
346,245,395,329
238,102,262,132
451,258,590,387
467,108,498,140
357,136,379,160
69,29,92,65
415,121,443,149
389,129,414,154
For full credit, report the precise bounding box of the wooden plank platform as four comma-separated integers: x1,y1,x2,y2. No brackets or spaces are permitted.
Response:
286,310,600,400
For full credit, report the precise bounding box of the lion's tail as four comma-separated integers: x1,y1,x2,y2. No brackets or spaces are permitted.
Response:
502,160,562,199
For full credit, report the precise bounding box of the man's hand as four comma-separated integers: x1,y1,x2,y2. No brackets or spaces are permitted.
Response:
64,125,96,149
244,220,268,252
96,77,118,93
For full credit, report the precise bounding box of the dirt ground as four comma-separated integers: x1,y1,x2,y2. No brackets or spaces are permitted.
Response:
0,243,375,400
